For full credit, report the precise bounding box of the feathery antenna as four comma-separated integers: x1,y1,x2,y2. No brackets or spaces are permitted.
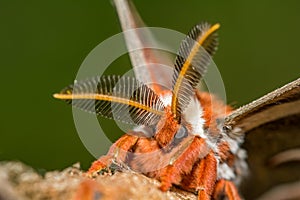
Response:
54,75,165,126
171,22,220,121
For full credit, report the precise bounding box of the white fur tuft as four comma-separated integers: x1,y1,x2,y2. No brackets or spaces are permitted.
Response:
183,97,206,138
217,162,236,180
160,93,172,106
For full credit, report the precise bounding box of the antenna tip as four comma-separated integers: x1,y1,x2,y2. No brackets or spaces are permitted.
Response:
53,93,60,99
212,23,221,30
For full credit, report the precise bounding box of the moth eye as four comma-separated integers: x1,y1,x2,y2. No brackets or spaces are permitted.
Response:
222,125,231,133
175,125,188,139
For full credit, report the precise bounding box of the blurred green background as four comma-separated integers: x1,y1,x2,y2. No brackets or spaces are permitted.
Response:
0,0,299,171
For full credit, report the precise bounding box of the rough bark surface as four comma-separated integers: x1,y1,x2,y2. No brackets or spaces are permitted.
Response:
0,161,196,200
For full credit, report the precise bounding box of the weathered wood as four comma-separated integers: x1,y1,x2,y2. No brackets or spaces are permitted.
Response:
0,162,196,200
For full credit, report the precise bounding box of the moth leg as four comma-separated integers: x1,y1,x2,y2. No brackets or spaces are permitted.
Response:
87,134,139,176
184,151,217,200
159,136,208,191
213,179,241,200
86,155,112,177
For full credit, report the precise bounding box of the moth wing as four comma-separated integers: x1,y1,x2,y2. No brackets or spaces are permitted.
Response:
224,78,300,199
113,0,174,93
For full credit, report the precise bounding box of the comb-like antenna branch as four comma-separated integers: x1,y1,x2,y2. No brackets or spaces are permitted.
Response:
54,75,165,126
171,22,220,121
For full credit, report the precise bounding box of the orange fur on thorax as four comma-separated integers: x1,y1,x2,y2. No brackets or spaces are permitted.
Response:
196,91,232,133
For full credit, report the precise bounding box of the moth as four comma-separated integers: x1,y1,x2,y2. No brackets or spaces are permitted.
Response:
54,0,300,199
